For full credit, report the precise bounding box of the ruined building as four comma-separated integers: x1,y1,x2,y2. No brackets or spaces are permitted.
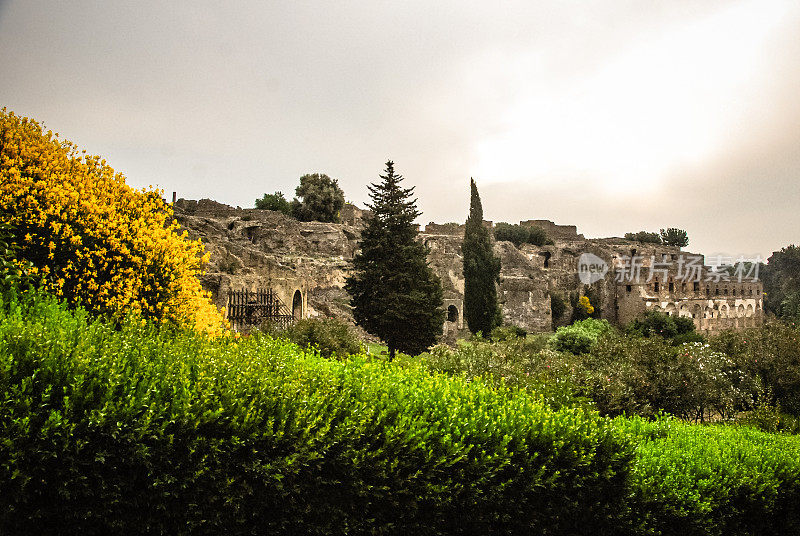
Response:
174,199,763,335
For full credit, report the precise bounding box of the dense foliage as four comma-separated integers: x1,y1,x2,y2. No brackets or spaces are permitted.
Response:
493,222,551,247
624,231,662,244
424,335,800,534
620,416,800,536
763,244,800,321
627,310,704,345
345,161,443,359
0,223,36,294
254,191,292,215
0,109,224,333
1,292,632,535
281,316,363,358
462,179,501,336
291,173,345,223
660,227,689,248
551,318,612,354
569,291,599,322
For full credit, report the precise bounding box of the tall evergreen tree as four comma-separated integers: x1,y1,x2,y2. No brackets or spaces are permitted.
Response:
462,178,501,336
345,161,444,359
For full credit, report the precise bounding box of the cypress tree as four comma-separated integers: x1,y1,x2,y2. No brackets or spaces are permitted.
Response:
345,161,444,359
462,178,501,336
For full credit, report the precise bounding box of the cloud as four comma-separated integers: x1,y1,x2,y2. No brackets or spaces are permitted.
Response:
1,0,798,259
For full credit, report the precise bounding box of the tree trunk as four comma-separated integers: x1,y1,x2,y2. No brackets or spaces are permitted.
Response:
388,346,396,361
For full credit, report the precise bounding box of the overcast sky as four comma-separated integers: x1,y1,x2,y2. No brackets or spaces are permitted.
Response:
2,0,799,260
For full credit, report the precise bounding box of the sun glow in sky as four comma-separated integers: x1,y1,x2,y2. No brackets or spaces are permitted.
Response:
472,0,792,193
1,0,800,258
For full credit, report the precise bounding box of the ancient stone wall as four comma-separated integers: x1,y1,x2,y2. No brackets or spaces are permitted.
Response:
174,200,763,337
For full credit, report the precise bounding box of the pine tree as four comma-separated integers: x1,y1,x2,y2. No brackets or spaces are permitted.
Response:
345,161,444,359
462,178,501,336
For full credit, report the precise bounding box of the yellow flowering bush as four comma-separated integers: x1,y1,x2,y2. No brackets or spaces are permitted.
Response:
0,108,225,334
578,295,595,316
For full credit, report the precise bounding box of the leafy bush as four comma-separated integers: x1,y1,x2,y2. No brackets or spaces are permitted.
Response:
282,316,363,358
254,191,292,215
624,231,662,244
618,416,800,536
660,227,689,248
587,335,752,420
709,323,800,415
423,338,590,412
0,222,36,294
0,108,224,333
551,318,612,354
490,323,527,341
493,222,551,247
627,310,703,345
0,292,632,535
292,173,345,223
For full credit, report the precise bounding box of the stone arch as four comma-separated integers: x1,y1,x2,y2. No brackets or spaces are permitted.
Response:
746,304,754,318
665,303,677,316
679,304,690,318
693,304,702,318
704,306,713,319
720,305,728,318
737,304,745,317
292,290,303,320
542,251,552,268
447,305,458,323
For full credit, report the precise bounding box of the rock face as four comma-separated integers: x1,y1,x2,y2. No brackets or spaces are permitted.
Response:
174,199,357,324
175,199,764,336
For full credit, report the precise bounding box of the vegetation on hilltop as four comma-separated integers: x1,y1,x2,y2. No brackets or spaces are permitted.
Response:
256,172,345,223
493,222,552,247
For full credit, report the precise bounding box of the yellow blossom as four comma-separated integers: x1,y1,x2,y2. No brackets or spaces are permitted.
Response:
0,107,226,335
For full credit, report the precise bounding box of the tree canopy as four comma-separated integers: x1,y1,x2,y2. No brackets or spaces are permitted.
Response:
764,245,800,321
462,178,501,336
292,173,345,223
345,161,444,359
624,231,662,245
660,228,689,248
254,191,292,215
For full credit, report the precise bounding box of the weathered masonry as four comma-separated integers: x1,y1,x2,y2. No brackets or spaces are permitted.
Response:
174,199,763,336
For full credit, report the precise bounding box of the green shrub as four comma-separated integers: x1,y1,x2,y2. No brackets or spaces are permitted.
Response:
709,323,800,416
490,324,527,341
423,338,590,412
618,416,800,535
493,223,551,247
624,231,662,244
586,335,752,420
551,318,612,354
0,292,632,535
0,222,37,294
255,191,293,214
282,316,362,358
628,310,704,346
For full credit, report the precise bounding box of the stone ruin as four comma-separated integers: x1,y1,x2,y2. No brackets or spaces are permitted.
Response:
173,198,764,337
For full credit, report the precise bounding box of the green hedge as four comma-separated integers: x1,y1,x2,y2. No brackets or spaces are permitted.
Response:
4,293,800,534
0,293,631,535
617,416,800,536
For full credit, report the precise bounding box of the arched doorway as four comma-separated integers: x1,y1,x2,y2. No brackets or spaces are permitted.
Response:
292,290,303,320
447,305,458,323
